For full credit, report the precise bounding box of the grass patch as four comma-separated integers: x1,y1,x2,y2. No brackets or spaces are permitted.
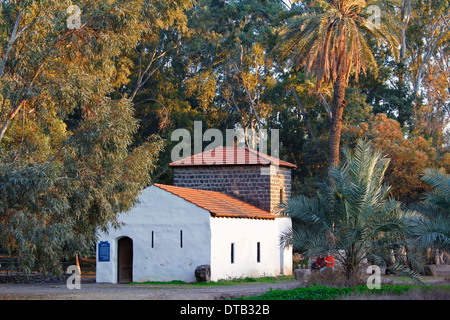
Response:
203,276,293,286
128,276,294,287
236,284,450,300
126,280,186,285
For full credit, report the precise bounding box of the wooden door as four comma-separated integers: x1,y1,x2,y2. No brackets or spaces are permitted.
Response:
118,237,133,283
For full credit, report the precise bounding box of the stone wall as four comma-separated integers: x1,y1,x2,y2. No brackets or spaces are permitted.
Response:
174,165,271,211
173,165,292,214
269,166,292,214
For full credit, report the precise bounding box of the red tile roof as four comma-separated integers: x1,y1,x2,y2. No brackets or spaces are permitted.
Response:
169,146,297,168
154,183,276,220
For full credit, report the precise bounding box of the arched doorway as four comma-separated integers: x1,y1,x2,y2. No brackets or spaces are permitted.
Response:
117,237,133,283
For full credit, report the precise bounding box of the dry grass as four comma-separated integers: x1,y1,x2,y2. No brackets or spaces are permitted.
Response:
305,268,366,287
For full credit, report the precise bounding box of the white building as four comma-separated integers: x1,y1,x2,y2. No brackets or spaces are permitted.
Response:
96,147,294,283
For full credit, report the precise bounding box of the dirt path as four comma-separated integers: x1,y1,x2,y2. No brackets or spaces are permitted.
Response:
0,277,301,300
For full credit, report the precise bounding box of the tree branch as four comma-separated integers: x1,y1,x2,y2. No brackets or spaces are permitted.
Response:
0,10,23,79
291,87,316,140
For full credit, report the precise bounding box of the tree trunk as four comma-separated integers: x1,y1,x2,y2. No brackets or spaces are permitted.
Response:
329,75,346,169
345,264,358,284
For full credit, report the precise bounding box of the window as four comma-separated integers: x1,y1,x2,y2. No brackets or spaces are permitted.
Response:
151,231,154,248
257,242,261,263
180,230,183,248
231,243,235,264
280,187,284,203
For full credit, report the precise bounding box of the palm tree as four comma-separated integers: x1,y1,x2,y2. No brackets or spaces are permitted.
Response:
280,140,415,282
412,168,450,262
278,0,399,169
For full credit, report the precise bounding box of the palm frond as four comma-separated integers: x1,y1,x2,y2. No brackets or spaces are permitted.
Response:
411,167,450,249
389,261,423,283
277,0,399,86
282,139,430,280
421,168,450,211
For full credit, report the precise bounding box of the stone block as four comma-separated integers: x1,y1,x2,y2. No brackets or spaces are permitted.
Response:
423,264,437,277
195,265,211,282
294,268,311,282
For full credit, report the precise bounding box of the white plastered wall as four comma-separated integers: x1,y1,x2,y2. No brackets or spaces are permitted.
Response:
96,185,293,284
96,185,212,283
209,216,292,282
276,217,293,276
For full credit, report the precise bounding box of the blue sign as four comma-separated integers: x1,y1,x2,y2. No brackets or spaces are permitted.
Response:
98,241,110,262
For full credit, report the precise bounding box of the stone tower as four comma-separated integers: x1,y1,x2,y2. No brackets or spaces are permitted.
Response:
169,146,296,214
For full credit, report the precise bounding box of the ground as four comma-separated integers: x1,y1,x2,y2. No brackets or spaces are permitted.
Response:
0,275,300,300
0,265,449,300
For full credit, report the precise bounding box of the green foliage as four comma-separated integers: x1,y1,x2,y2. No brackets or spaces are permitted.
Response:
281,140,417,281
412,168,450,250
420,168,450,213
129,276,289,287
237,284,450,300
0,0,166,273
242,285,353,300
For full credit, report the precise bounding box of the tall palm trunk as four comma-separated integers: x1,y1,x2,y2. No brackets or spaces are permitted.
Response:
329,73,346,169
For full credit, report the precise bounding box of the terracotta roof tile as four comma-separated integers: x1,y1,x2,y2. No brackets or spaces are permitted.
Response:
169,146,297,168
154,183,276,220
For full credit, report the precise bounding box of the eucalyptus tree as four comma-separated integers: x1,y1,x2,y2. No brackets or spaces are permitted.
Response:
280,140,416,282
0,0,174,273
182,0,286,134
